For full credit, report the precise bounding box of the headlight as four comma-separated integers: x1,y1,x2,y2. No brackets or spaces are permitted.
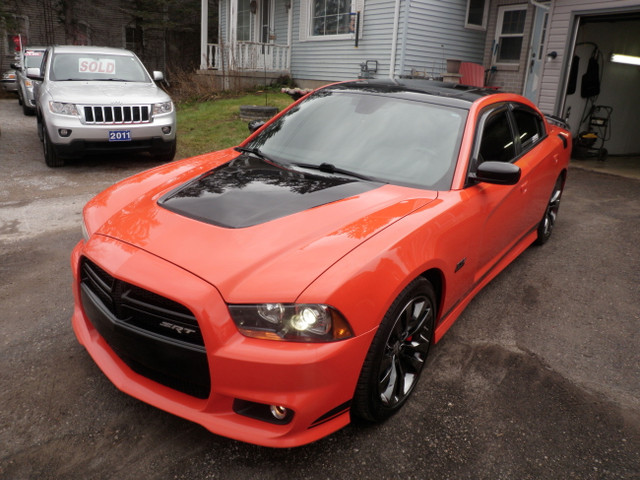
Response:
153,101,173,115
49,101,78,116
81,218,90,242
229,303,354,342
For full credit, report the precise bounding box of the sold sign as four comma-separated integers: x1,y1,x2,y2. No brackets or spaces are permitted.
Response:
78,58,116,74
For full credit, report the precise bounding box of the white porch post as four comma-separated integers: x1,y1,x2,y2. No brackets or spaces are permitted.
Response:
229,0,238,69
200,0,208,69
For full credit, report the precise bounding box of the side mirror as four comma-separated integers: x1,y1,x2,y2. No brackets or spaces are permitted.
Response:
10,63,20,70
153,71,164,81
248,120,265,133
473,161,521,185
26,67,43,81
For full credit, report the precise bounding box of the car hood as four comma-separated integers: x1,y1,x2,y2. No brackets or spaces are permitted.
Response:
92,154,438,303
47,81,170,104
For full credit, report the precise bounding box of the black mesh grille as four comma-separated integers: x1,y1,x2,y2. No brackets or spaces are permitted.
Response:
80,257,210,398
81,258,203,346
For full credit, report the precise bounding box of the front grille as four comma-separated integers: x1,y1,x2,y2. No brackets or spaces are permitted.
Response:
83,105,151,124
80,257,210,398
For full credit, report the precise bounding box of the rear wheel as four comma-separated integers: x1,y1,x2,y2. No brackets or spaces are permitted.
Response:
352,277,436,422
535,175,564,245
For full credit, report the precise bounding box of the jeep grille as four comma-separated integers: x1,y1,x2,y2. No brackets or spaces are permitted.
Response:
83,105,151,124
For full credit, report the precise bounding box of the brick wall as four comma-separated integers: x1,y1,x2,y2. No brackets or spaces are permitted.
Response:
1,0,201,75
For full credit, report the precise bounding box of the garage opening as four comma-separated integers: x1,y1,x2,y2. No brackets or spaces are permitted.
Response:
562,11,640,176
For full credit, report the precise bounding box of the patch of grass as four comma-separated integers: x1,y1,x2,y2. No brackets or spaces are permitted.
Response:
175,91,292,159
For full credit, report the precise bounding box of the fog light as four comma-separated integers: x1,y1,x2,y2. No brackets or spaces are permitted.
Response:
58,129,72,137
161,126,172,134
270,405,288,421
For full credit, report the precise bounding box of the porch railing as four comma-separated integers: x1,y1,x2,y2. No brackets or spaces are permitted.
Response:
207,42,290,72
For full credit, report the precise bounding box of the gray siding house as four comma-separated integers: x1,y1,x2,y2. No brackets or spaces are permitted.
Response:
202,0,488,88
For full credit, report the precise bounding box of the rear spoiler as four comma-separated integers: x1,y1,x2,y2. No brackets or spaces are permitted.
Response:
544,114,569,131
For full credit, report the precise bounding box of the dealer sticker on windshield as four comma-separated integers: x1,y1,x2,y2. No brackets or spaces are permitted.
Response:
79,58,116,74
109,130,132,142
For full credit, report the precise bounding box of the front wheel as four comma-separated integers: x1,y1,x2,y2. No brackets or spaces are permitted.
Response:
155,139,176,163
43,126,64,168
534,175,564,245
352,277,436,422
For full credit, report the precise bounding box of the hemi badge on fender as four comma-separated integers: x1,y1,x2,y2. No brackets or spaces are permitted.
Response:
455,258,466,273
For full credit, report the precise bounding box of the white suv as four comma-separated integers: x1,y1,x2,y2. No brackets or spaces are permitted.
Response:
29,45,176,167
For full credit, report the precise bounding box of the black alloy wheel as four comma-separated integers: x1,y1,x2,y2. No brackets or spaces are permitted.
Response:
352,277,436,422
535,175,564,245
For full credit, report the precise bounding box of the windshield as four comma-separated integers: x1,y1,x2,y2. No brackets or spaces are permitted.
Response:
24,50,44,68
246,90,466,190
50,53,150,82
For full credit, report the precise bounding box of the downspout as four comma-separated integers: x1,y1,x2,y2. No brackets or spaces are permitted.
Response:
389,0,402,78
287,1,293,74
200,0,208,69
529,0,550,10
398,0,411,76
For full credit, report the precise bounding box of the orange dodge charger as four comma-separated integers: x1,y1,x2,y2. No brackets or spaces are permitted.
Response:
71,79,571,447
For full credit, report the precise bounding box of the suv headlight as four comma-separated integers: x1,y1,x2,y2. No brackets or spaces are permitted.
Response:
49,101,78,116
153,101,173,115
229,303,354,342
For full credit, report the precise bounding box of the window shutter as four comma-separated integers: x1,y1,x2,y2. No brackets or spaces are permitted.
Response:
299,0,309,41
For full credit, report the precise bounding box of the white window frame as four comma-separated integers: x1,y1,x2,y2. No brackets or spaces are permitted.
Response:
464,0,489,30
299,0,364,42
493,4,527,65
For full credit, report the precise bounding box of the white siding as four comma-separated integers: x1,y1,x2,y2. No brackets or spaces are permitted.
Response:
538,0,640,114
291,0,485,83
400,0,485,78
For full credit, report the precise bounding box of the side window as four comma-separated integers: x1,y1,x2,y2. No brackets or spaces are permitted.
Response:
478,110,516,163
513,108,545,152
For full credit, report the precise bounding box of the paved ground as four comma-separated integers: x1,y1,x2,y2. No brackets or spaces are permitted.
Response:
1,98,639,479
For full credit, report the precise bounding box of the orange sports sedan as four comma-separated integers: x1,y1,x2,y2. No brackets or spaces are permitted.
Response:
71,79,571,447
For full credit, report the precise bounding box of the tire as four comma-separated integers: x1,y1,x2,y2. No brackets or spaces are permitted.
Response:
22,102,35,116
155,139,176,163
43,126,64,168
352,277,436,422
534,175,564,245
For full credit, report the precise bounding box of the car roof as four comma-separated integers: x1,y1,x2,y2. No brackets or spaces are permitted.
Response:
49,45,136,56
327,78,495,109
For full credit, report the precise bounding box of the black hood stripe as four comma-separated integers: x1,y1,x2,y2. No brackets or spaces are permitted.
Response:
158,155,380,228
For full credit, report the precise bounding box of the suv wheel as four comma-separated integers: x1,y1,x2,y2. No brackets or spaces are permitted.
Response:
43,126,64,167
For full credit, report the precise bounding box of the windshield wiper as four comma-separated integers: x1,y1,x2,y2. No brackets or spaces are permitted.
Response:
293,162,379,182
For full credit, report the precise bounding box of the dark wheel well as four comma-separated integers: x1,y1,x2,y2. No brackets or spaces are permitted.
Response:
421,268,443,317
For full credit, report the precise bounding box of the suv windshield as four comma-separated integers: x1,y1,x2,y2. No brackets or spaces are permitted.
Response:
50,53,149,82
24,50,44,68
246,90,466,190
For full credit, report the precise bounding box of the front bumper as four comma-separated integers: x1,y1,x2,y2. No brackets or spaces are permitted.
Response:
71,235,373,447
44,111,176,157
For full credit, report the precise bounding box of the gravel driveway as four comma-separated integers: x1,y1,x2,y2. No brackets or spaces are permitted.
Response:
1,98,638,479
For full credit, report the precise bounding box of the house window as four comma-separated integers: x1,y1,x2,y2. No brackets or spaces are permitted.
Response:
312,0,352,36
495,5,527,64
465,0,488,30
299,0,363,41
237,0,254,42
